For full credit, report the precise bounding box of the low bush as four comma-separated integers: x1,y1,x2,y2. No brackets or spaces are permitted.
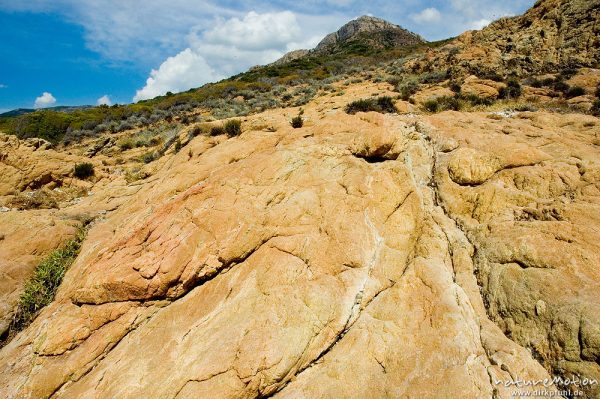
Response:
73,162,94,179
345,96,397,114
423,96,462,113
224,119,242,137
210,125,226,136
397,81,419,101
553,80,570,93
290,115,304,128
591,100,600,117
449,81,462,93
565,86,586,99
140,151,157,164
498,78,522,99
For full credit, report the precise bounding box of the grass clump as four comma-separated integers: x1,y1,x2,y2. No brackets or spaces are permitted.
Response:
73,162,94,179
345,96,397,114
290,115,304,128
224,119,242,137
6,228,87,340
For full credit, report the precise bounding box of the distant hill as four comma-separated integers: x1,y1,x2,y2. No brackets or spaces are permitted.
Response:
0,106,93,118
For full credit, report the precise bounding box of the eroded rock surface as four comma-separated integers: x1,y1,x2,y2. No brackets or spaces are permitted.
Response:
2,96,598,398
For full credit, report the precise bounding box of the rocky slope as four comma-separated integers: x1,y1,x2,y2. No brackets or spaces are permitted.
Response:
406,0,600,77
0,80,598,398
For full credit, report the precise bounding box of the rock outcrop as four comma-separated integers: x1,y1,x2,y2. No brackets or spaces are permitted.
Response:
406,0,600,76
0,81,598,397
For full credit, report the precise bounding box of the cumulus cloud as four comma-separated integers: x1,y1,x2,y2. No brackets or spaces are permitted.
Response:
133,48,222,101
202,11,300,51
411,8,442,24
34,92,57,108
96,95,112,106
134,11,317,101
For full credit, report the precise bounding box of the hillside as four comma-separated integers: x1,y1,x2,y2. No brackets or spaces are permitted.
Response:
0,1,599,398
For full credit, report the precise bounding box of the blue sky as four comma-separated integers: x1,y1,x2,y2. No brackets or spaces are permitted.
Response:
0,0,535,112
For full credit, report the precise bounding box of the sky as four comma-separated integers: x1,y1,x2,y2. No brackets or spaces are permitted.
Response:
0,0,535,112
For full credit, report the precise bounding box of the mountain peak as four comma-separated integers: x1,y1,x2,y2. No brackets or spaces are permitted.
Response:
314,15,425,53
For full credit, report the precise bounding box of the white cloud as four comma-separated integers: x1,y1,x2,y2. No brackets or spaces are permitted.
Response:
411,8,442,24
133,48,221,102
34,92,57,108
134,10,324,102
96,95,112,106
0,84,6,89
471,18,492,29
201,11,301,51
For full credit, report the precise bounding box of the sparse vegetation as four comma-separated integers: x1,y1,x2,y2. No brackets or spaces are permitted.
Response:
6,227,87,341
73,162,95,179
345,96,397,114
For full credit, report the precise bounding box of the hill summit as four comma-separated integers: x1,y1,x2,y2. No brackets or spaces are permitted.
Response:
314,15,425,52
273,15,425,65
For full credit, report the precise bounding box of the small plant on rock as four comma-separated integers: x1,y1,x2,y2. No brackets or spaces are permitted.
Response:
290,115,304,128
224,119,242,137
73,162,94,179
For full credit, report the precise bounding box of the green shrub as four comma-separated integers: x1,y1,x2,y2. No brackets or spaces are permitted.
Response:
9,229,86,336
345,96,397,114
141,151,157,164
210,125,226,136
423,96,462,113
118,138,134,151
553,80,570,93
290,115,304,128
224,119,242,137
397,81,419,101
565,86,585,99
73,162,94,179
498,79,522,99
